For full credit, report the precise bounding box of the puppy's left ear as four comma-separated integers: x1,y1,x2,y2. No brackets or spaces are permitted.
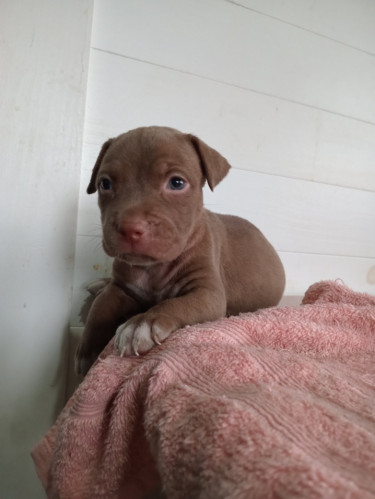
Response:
87,139,113,194
189,135,231,191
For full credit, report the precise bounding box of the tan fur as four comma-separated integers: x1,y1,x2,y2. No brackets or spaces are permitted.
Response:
75,126,285,375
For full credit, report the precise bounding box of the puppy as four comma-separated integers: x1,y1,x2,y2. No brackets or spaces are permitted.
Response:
75,126,285,375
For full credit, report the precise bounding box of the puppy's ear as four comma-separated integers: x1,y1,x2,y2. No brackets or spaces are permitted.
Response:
189,135,231,191
87,139,113,194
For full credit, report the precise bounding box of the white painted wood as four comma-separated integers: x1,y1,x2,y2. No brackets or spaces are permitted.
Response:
204,169,375,258
280,252,375,297
79,50,375,191
0,1,93,497
92,0,375,123
279,296,302,307
229,0,375,54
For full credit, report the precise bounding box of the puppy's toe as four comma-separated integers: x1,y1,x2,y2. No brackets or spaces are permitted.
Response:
151,318,176,345
132,321,156,355
115,313,178,357
115,320,154,357
115,322,134,356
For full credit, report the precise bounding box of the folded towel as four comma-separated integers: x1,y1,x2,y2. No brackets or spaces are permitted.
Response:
32,281,375,498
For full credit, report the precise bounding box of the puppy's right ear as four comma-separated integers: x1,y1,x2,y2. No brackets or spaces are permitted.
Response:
87,139,113,194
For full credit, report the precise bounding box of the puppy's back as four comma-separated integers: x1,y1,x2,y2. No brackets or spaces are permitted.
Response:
207,211,285,314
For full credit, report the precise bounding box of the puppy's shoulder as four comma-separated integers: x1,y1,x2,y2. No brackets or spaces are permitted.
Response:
205,210,260,237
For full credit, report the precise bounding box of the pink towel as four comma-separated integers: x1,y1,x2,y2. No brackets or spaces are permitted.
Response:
32,281,375,498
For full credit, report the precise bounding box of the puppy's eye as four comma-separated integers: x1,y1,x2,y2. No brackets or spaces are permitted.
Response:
99,178,112,191
167,176,186,191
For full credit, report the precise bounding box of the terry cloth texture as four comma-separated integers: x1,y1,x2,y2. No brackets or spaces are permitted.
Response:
32,281,375,498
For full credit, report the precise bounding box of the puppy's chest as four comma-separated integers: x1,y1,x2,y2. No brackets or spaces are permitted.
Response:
124,267,181,306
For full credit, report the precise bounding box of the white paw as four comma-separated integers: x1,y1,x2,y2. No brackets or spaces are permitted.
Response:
115,320,153,356
115,313,177,356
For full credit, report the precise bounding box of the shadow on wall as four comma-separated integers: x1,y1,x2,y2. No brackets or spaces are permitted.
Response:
0,325,70,498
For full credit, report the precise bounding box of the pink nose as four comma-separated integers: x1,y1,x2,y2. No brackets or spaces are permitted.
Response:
119,221,148,242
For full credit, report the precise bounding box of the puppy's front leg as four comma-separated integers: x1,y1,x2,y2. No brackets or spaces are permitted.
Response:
75,282,142,374
115,284,226,356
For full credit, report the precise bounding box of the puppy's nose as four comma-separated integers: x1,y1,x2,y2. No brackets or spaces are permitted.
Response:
119,221,148,242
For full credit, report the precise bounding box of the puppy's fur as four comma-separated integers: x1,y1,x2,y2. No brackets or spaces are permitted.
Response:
75,126,285,375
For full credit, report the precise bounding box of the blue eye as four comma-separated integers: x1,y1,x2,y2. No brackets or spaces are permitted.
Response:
168,176,186,191
99,177,112,191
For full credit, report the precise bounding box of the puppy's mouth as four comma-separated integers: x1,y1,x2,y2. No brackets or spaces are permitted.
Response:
116,252,158,267
102,219,186,265
102,237,180,266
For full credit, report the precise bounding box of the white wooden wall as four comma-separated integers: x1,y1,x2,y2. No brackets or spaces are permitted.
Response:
0,1,92,498
1,1,373,495
72,0,375,328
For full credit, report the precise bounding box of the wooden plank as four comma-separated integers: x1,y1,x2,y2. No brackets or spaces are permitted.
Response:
204,168,375,258
0,1,93,498
230,0,375,54
92,0,375,123
81,50,375,191
280,251,375,297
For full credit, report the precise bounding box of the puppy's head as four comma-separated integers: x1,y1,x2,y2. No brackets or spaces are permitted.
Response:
88,126,230,265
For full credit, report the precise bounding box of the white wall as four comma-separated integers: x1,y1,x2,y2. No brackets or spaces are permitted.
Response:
0,1,93,497
1,1,372,495
71,0,375,330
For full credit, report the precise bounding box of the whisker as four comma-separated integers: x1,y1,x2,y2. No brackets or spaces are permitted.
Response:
85,224,102,237
86,236,103,253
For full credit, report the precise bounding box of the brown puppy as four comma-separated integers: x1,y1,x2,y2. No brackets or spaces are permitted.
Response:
75,126,285,375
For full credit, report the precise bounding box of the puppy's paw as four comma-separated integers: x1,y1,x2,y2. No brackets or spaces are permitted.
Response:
115,313,179,356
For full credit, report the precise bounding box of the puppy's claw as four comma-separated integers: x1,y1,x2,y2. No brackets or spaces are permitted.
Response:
115,313,177,357
152,332,162,346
